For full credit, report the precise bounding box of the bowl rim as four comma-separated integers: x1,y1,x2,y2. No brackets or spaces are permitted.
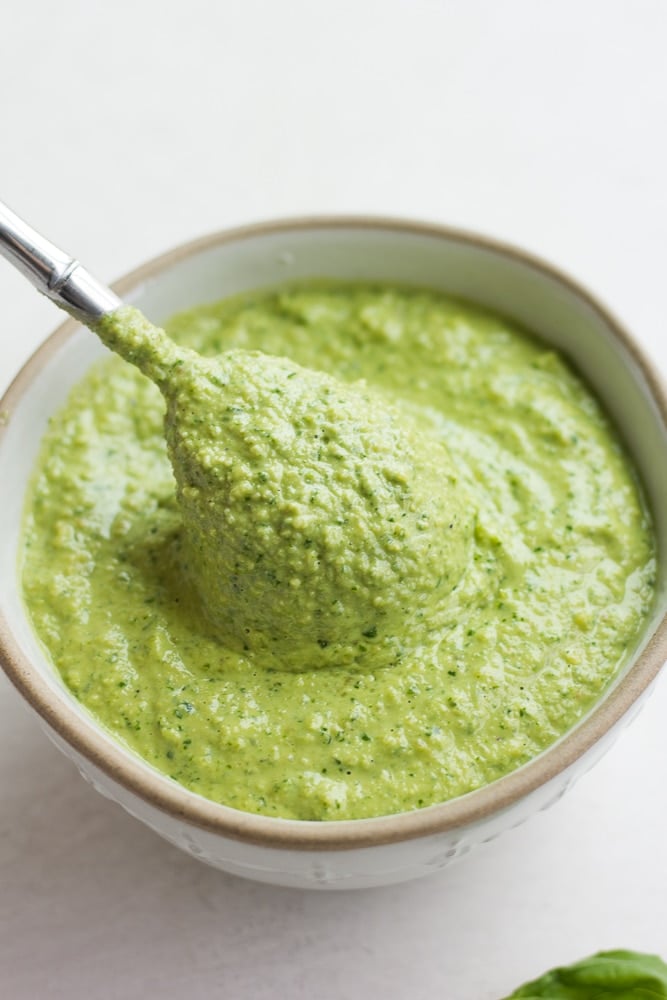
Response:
1,214,666,852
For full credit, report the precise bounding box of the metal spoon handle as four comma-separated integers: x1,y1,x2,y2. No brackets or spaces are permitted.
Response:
0,200,121,323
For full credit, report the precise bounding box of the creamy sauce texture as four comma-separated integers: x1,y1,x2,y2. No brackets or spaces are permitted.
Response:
22,284,656,820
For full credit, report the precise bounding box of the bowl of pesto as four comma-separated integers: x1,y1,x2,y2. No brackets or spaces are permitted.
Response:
1,218,666,889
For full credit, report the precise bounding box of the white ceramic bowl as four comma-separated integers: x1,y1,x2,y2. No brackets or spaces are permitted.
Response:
1,218,666,890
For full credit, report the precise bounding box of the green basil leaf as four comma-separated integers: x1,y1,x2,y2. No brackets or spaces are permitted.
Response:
503,950,667,999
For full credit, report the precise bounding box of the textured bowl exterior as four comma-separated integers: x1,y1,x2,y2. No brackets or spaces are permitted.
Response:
1,218,666,889
27,682,657,889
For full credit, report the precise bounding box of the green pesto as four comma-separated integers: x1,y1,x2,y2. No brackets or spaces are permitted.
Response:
93,306,474,671
21,284,656,820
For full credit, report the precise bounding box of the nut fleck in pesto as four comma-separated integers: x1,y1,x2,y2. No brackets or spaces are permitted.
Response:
22,283,656,821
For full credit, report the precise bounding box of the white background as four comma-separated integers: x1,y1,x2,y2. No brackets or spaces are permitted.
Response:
1,2,666,997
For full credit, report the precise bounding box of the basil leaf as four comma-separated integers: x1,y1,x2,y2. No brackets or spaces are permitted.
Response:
503,950,667,999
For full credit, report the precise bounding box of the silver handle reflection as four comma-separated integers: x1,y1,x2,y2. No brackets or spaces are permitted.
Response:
0,200,121,323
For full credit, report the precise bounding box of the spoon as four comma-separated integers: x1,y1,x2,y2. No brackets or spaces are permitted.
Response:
0,201,474,671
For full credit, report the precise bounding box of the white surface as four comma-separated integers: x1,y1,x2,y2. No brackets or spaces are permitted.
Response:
1,0,666,995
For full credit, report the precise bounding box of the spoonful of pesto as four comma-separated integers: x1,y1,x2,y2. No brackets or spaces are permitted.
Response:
0,202,475,671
